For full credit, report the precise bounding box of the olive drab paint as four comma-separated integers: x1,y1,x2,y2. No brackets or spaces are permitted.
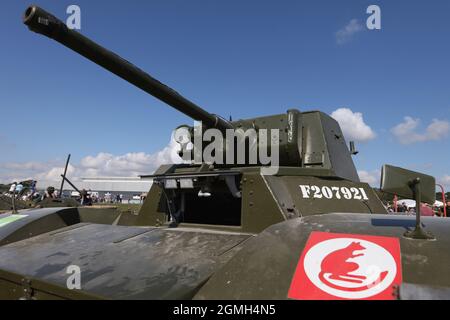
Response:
0,5,446,300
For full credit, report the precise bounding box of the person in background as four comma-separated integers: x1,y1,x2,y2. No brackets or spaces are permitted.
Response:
436,205,447,217
15,182,24,198
9,182,17,196
80,189,93,206
28,180,37,200
403,202,408,213
42,186,57,200
8,182,18,213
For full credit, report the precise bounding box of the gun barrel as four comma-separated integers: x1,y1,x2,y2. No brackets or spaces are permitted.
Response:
23,6,232,130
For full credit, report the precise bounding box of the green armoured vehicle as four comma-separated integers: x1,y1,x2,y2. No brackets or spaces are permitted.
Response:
0,5,448,300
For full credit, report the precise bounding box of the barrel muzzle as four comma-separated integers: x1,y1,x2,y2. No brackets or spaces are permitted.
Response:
23,5,67,39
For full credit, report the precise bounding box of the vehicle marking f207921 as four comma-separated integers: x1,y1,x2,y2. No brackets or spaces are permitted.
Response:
299,185,369,200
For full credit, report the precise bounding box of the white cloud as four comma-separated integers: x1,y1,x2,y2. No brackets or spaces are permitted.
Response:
438,175,450,190
391,117,450,145
358,170,380,187
331,108,376,142
336,19,364,45
0,138,183,188
78,139,182,177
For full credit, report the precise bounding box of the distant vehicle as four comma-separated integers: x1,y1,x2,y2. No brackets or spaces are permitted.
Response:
70,191,80,198
88,191,99,198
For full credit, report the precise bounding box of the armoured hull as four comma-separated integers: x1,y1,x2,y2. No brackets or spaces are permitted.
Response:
5,5,447,300
0,214,448,300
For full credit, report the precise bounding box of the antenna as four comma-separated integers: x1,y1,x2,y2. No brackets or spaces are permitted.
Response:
59,154,71,198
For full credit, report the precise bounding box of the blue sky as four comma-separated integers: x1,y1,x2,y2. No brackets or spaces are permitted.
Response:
0,0,449,188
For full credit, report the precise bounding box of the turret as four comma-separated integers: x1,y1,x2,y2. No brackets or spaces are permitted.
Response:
23,6,359,180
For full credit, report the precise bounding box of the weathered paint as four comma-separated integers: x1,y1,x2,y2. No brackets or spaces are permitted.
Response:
194,214,450,300
0,207,120,246
0,224,251,299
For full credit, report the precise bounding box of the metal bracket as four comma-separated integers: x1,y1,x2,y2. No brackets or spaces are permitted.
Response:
403,178,435,240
